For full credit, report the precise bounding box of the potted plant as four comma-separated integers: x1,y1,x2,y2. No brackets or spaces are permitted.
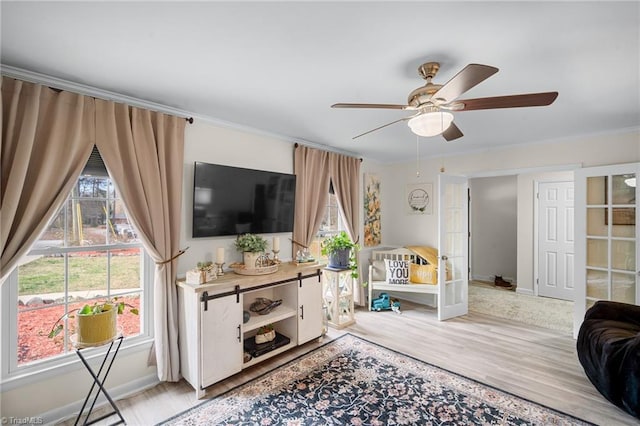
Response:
321,231,360,279
235,233,268,268
187,261,216,284
48,298,138,346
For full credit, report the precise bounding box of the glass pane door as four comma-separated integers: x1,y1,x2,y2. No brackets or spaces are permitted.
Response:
585,173,637,306
437,174,469,320
576,163,639,336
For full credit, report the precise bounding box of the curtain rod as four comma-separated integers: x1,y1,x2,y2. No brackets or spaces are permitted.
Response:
294,142,363,162
2,65,193,124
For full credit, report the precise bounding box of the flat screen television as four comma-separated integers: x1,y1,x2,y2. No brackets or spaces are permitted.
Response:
192,162,296,238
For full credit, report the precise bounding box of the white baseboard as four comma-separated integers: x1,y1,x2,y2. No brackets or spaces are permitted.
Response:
471,275,517,285
43,373,160,425
516,287,534,296
471,274,493,282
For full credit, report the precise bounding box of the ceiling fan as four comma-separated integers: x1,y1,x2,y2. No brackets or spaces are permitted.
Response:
332,62,558,141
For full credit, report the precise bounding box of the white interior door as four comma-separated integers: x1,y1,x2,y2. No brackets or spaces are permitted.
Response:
538,181,575,300
437,174,469,320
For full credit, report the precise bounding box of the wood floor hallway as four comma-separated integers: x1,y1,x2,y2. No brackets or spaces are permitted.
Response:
59,302,638,425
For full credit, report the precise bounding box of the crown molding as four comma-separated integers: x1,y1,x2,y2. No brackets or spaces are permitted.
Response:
1,64,360,159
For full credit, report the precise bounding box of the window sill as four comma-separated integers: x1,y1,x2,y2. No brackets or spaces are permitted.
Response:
0,336,154,392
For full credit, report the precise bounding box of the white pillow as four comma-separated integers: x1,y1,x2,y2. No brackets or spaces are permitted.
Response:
384,259,409,284
371,259,386,281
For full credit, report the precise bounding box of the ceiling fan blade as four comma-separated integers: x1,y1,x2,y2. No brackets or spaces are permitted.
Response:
442,122,463,141
352,116,414,139
332,103,409,110
432,64,499,103
456,92,559,111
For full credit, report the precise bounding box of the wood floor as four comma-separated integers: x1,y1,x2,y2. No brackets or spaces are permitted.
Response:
62,303,638,425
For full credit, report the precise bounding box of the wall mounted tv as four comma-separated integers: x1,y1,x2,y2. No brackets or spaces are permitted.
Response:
192,162,296,238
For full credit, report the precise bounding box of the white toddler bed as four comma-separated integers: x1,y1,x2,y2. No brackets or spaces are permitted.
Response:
367,247,439,312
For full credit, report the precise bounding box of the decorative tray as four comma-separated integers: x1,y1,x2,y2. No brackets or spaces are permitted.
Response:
230,263,279,276
292,258,317,266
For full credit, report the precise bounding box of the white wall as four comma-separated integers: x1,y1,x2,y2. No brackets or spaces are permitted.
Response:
470,175,518,283
177,121,296,275
378,129,640,295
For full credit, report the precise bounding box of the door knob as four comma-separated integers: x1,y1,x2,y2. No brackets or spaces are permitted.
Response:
441,255,448,261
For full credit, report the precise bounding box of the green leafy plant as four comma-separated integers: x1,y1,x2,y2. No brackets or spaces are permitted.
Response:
321,231,360,280
256,324,274,334
47,297,139,339
197,261,214,271
235,233,268,253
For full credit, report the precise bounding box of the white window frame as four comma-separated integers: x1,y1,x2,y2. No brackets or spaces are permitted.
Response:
312,190,347,260
0,190,155,390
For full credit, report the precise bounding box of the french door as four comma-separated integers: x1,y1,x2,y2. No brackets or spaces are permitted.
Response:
574,163,639,336
437,174,469,320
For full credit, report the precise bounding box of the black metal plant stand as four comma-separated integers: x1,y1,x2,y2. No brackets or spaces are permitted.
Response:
74,335,126,426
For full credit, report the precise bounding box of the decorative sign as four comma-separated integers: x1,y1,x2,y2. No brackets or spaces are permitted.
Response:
406,183,433,215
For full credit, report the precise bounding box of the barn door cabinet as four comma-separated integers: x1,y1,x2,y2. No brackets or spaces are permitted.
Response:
177,263,323,398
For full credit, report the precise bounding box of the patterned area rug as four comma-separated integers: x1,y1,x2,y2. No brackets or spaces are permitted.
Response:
160,334,591,425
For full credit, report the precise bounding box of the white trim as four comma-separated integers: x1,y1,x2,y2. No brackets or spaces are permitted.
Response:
470,274,516,284
1,246,155,389
533,180,540,297
466,163,581,179
415,126,640,163
0,65,359,159
0,338,153,392
42,371,159,426
516,287,534,296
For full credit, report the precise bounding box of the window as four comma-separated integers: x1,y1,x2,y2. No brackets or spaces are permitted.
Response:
309,184,346,260
3,149,151,376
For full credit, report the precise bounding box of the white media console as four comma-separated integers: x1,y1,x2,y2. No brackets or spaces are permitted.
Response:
177,263,324,398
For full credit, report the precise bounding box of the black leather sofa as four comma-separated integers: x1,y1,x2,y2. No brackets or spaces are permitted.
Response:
577,300,640,419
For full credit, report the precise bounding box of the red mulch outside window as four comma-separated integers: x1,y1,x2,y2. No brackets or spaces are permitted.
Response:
17,296,141,365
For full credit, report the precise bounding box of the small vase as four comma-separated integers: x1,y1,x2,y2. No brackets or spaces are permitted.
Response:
243,252,262,269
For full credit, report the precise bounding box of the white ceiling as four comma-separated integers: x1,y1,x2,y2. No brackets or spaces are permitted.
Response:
2,1,639,163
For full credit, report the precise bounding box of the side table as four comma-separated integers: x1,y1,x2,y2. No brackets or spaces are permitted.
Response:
73,335,126,426
322,267,356,329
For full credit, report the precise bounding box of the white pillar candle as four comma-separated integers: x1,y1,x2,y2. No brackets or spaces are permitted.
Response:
216,247,225,264
273,237,280,251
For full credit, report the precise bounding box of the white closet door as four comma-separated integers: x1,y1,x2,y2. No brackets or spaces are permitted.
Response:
538,181,575,301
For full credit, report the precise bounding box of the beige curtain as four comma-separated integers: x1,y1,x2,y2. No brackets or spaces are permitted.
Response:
328,152,363,304
95,99,185,382
328,152,360,243
1,77,95,282
293,145,331,250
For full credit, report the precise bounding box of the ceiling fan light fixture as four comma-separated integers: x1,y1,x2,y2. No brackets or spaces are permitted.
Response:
407,111,454,137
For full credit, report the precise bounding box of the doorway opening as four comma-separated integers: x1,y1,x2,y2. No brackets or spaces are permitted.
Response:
467,168,577,334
